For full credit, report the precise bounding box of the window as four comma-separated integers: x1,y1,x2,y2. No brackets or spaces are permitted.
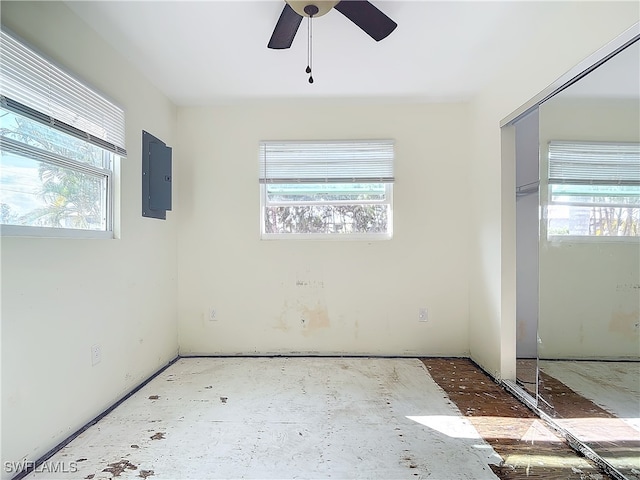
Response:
546,141,640,238
259,140,394,239
0,30,126,238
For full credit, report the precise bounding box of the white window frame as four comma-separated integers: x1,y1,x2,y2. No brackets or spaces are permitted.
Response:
0,135,114,239
0,29,126,239
545,140,640,241
259,140,394,240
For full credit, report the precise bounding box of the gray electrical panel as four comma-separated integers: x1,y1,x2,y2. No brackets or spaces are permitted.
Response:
142,130,172,219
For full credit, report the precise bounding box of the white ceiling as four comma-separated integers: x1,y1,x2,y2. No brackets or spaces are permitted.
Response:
67,1,548,106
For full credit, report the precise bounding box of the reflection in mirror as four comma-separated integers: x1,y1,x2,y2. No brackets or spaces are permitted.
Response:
537,38,640,478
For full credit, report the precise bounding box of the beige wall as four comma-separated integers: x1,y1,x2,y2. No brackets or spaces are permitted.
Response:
0,3,179,475
538,99,640,359
176,103,471,356
468,2,639,378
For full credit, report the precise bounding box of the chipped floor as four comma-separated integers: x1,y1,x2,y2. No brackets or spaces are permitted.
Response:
25,357,502,480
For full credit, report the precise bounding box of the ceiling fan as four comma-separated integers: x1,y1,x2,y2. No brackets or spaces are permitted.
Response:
267,0,398,50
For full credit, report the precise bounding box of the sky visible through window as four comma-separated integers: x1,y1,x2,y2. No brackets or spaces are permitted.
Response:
0,151,42,217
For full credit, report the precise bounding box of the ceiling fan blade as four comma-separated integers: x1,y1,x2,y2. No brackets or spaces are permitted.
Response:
334,1,397,41
268,4,304,49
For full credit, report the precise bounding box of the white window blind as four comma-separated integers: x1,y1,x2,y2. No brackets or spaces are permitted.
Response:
259,140,395,184
0,29,127,156
548,141,640,185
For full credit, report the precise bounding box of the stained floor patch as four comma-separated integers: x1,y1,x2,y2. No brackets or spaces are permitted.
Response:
421,358,615,480
102,460,137,477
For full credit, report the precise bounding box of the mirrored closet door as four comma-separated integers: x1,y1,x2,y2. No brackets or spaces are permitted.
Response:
508,24,639,480
536,37,640,480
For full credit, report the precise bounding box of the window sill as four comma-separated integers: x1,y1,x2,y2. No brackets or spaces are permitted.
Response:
260,232,392,241
0,225,113,239
546,234,640,244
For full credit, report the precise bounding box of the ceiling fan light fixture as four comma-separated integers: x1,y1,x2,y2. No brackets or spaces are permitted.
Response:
286,0,339,18
304,4,319,17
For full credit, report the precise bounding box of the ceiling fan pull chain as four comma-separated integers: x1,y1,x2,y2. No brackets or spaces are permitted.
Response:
307,15,314,83
306,16,311,74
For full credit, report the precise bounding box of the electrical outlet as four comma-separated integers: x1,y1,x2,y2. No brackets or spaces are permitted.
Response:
91,344,102,366
209,307,217,321
418,308,428,322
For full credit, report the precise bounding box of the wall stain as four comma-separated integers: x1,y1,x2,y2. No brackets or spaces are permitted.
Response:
274,301,291,331
274,316,291,332
609,310,640,338
276,299,330,335
300,304,330,337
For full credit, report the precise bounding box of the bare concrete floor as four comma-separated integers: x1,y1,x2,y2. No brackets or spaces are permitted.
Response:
23,358,502,480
